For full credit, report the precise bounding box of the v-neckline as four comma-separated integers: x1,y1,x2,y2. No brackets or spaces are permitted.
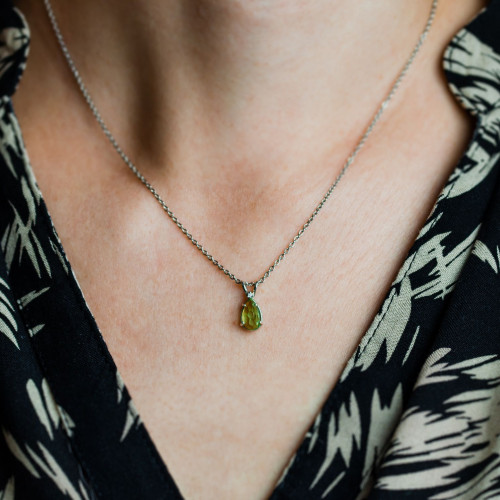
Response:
5,1,495,498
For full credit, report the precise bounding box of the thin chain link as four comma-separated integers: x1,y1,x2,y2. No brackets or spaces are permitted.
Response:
43,0,438,292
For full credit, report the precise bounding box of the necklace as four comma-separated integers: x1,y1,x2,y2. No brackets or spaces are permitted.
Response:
43,0,438,331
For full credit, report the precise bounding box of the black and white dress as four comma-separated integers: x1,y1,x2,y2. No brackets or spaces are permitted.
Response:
1,0,500,498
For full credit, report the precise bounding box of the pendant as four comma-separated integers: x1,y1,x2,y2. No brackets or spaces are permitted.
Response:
240,283,262,331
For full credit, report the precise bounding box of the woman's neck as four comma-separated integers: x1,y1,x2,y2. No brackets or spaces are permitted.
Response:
26,1,437,176
16,0,483,191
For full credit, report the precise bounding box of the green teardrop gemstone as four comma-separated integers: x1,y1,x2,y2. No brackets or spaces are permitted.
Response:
240,298,262,331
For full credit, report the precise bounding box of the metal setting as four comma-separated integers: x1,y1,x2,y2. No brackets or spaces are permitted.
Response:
242,282,258,299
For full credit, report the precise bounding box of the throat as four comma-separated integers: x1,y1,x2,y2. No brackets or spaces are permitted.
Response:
31,0,432,182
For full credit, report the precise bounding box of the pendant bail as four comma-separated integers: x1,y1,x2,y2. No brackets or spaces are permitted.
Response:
242,281,258,299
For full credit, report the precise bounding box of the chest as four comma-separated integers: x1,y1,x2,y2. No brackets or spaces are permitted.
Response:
13,107,475,500
9,14,483,492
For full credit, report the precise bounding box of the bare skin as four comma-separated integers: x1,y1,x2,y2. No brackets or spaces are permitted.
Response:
11,0,488,498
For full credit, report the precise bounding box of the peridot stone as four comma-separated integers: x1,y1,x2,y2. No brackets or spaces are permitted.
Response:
240,298,262,331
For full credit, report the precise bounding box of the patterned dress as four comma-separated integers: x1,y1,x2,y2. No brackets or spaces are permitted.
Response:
1,0,500,498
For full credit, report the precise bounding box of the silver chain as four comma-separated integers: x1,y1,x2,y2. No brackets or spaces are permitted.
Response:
43,0,438,293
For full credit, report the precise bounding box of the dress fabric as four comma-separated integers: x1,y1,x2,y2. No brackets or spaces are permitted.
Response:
1,0,500,498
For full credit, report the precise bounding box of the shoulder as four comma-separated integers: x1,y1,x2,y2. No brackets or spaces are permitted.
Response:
443,0,500,118
0,0,31,202
0,0,30,100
